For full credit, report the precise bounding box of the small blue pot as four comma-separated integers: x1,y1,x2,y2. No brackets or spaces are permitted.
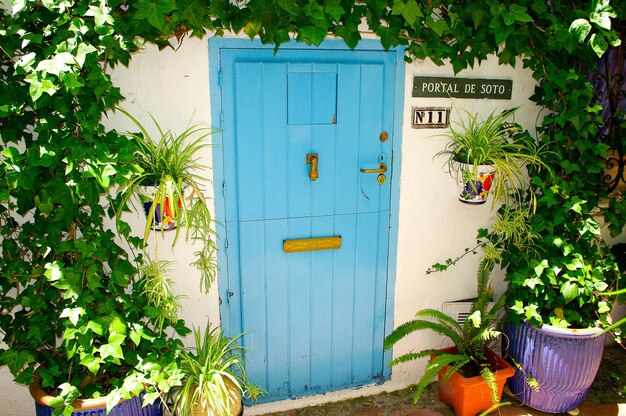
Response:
503,321,605,413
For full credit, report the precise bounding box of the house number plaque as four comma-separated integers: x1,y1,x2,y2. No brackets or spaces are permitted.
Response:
411,107,450,129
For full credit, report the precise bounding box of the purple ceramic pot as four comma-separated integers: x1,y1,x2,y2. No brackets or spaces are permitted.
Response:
503,321,605,413
31,381,162,416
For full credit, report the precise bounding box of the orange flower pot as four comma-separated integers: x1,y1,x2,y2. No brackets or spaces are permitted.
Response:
434,346,515,416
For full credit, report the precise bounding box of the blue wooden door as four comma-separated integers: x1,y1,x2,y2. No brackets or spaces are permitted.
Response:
216,45,397,401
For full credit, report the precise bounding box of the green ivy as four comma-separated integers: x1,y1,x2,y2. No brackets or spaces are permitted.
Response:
1,0,625,409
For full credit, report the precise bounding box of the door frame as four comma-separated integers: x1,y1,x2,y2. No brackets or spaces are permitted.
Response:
208,37,405,381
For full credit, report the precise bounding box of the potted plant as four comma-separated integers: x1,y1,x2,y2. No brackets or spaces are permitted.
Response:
116,108,218,293
384,258,514,416
496,186,623,413
172,325,265,416
435,107,546,207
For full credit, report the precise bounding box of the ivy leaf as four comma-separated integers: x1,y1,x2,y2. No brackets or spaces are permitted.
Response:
334,24,361,49
589,33,609,58
244,21,262,39
391,0,422,27
80,354,101,375
60,307,85,326
325,0,344,22
560,281,579,304
85,3,114,28
133,0,176,30
501,4,533,26
569,19,592,43
99,343,124,360
590,0,616,30
44,261,64,282
277,0,298,14
366,0,387,18
178,0,208,29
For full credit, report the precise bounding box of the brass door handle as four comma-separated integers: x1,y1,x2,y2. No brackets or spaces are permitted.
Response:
306,153,319,181
360,162,387,174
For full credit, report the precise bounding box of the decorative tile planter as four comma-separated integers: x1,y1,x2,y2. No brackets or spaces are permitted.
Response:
455,164,495,205
503,321,605,413
140,185,179,230
435,346,515,416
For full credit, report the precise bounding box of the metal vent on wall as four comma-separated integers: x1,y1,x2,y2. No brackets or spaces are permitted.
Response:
442,300,476,325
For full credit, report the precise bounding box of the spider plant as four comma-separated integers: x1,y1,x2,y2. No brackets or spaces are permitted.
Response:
172,325,265,416
435,107,548,209
137,258,182,333
116,107,219,292
384,258,507,405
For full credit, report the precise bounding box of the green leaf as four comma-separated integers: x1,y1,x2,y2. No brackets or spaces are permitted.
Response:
391,0,422,27
561,281,579,304
99,343,124,360
44,261,64,282
501,4,533,25
590,33,609,57
133,0,176,29
570,19,592,43
80,354,101,375
178,0,208,28
60,307,85,326
85,3,114,28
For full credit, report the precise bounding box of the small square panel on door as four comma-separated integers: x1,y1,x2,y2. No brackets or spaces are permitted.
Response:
287,72,337,125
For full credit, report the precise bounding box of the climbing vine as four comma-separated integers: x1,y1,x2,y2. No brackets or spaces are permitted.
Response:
1,0,625,407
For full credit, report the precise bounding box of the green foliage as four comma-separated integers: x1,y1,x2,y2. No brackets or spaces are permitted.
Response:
172,325,265,416
384,259,507,405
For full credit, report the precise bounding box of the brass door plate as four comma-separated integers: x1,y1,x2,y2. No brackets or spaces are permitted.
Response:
283,236,342,253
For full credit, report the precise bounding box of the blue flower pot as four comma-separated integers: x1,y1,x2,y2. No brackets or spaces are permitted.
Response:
503,321,605,413
31,381,162,416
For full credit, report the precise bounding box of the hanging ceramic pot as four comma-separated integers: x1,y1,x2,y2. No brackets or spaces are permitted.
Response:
456,163,496,204
139,185,180,231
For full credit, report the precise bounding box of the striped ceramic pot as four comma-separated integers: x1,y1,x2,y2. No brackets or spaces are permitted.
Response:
30,380,163,416
503,321,605,413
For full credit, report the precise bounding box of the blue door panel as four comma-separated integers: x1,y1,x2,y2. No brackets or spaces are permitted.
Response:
218,46,396,401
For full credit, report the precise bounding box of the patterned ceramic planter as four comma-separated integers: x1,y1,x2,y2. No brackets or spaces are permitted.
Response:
503,321,605,413
434,346,515,416
140,185,179,231
455,163,496,204
30,379,162,416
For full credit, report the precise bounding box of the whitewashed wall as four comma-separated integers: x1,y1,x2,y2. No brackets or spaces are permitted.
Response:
2,34,624,416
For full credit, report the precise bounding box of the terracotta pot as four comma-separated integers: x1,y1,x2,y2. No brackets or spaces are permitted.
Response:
455,163,496,205
29,378,162,416
434,346,515,416
187,378,243,416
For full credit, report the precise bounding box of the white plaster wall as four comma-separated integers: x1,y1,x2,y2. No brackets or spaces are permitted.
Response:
389,55,541,387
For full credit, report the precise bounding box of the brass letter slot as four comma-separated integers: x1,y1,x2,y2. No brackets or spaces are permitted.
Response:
283,236,342,253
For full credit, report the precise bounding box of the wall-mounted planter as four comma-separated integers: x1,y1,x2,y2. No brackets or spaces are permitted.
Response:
140,185,179,231
456,164,495,205
30,379,162,416
503,321,605,414
435,346,515,416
